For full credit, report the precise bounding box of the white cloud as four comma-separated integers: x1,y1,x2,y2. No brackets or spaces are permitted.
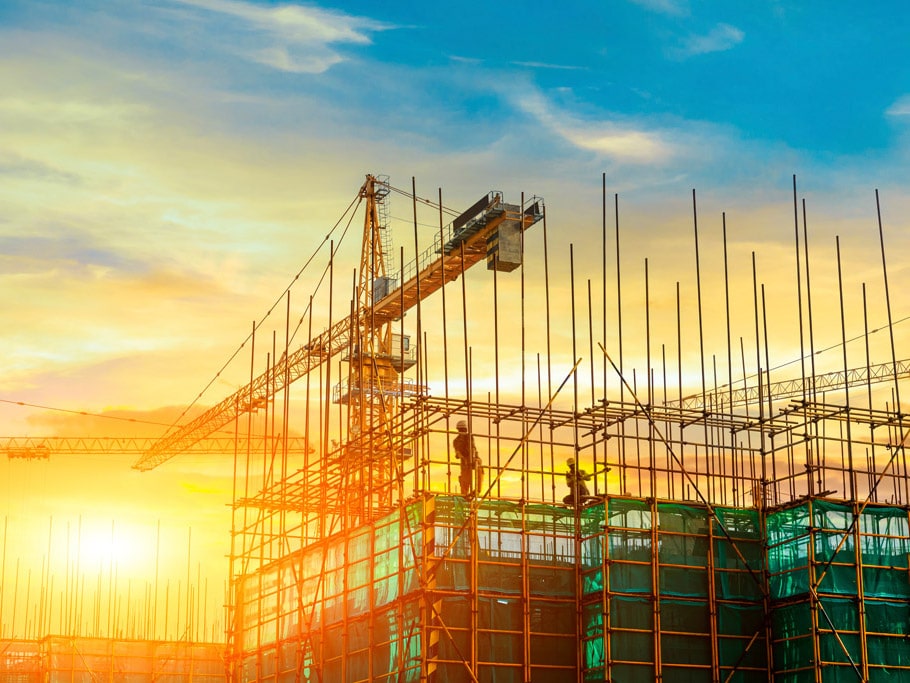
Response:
254,45,343,73
886,95,910,117
674,23,744,58
449,55,483,65
512,61,585,71
513,89,675,164
171,0,393,73
630,0,689,16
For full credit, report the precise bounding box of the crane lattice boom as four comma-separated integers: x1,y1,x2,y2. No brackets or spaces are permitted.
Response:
666,358,910,410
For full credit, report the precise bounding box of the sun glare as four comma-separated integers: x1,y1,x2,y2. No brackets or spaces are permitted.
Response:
70,522,152,578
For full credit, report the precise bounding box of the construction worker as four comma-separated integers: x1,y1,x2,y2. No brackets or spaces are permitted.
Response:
563,457,592,507
453,420,484,499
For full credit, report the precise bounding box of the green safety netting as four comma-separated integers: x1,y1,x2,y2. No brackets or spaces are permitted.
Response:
768,503,812,545
433,556,576,596
660,598,711,633
861,504,910,534
714,507,762,538
718,602,765,637
662,632,713,665
432,594,574,681
658,531,711,566
584,666,607,682
863,532,910,569
769,498,910,616
583,601,605,635
659,565,710,597
717,670,769,683
769,591,910,677
813,500,853,530
717,567,765,600
580,499,768,679
583,567,604,594
609,497,653,528
608,663,655,682
821,666,869,683
769,535,810,575
609,561,652,594
772,633,814,673
611,630,654,662
582,537,602,568
579,499,607,534
773,672,816,683
719,633,767,670
303,601,422,682
866,600,910,635
609,595,653,630
771,568,810,599
659,503,709,534
714,535,763,569
584,635,605,670
814,529,856,564
850,599,910,668
608,528,652,561
868,636,910,668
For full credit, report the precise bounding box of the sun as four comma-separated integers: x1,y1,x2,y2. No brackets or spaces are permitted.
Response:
75,523,150,576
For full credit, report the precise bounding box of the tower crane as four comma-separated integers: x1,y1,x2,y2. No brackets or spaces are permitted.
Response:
132,175,544,471
665,358,910,411
1,436,312,461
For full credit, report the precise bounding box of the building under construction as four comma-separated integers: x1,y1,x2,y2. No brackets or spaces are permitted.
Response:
5,174,910,681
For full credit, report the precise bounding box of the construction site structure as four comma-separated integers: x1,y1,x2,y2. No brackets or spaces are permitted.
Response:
4,174,910,681
0,636,224,681
211,176,910,682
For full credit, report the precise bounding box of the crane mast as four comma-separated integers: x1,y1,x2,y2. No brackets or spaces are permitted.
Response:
344,175,402,440
333,176,405,515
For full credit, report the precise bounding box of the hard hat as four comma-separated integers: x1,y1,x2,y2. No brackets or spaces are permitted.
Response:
567,457,575,467
456,420,468,431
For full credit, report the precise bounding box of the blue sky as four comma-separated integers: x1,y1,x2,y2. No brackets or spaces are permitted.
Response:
347,0,907,156
1,0,908,449
2,0,910,638
4,0,908,186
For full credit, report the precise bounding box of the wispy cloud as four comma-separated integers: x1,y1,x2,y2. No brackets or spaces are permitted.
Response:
512,61,585,71
513,89,675,163
886,95,910,117
171,0,393,73
630,0,689,16
0,152,81,185
449,55,483,65
673,23,744,58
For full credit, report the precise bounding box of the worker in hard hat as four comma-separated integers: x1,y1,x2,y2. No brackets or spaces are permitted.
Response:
453,420,484,499
563,457,593,507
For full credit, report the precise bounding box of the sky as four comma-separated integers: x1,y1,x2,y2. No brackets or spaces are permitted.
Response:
2,0,910,640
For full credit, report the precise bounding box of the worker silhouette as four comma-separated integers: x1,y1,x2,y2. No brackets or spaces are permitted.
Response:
563,457,594,507
453,420,484,499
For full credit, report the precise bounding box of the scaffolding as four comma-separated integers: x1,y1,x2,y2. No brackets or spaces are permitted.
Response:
228,401,910,681
164,176,910,680
0,635,224,682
